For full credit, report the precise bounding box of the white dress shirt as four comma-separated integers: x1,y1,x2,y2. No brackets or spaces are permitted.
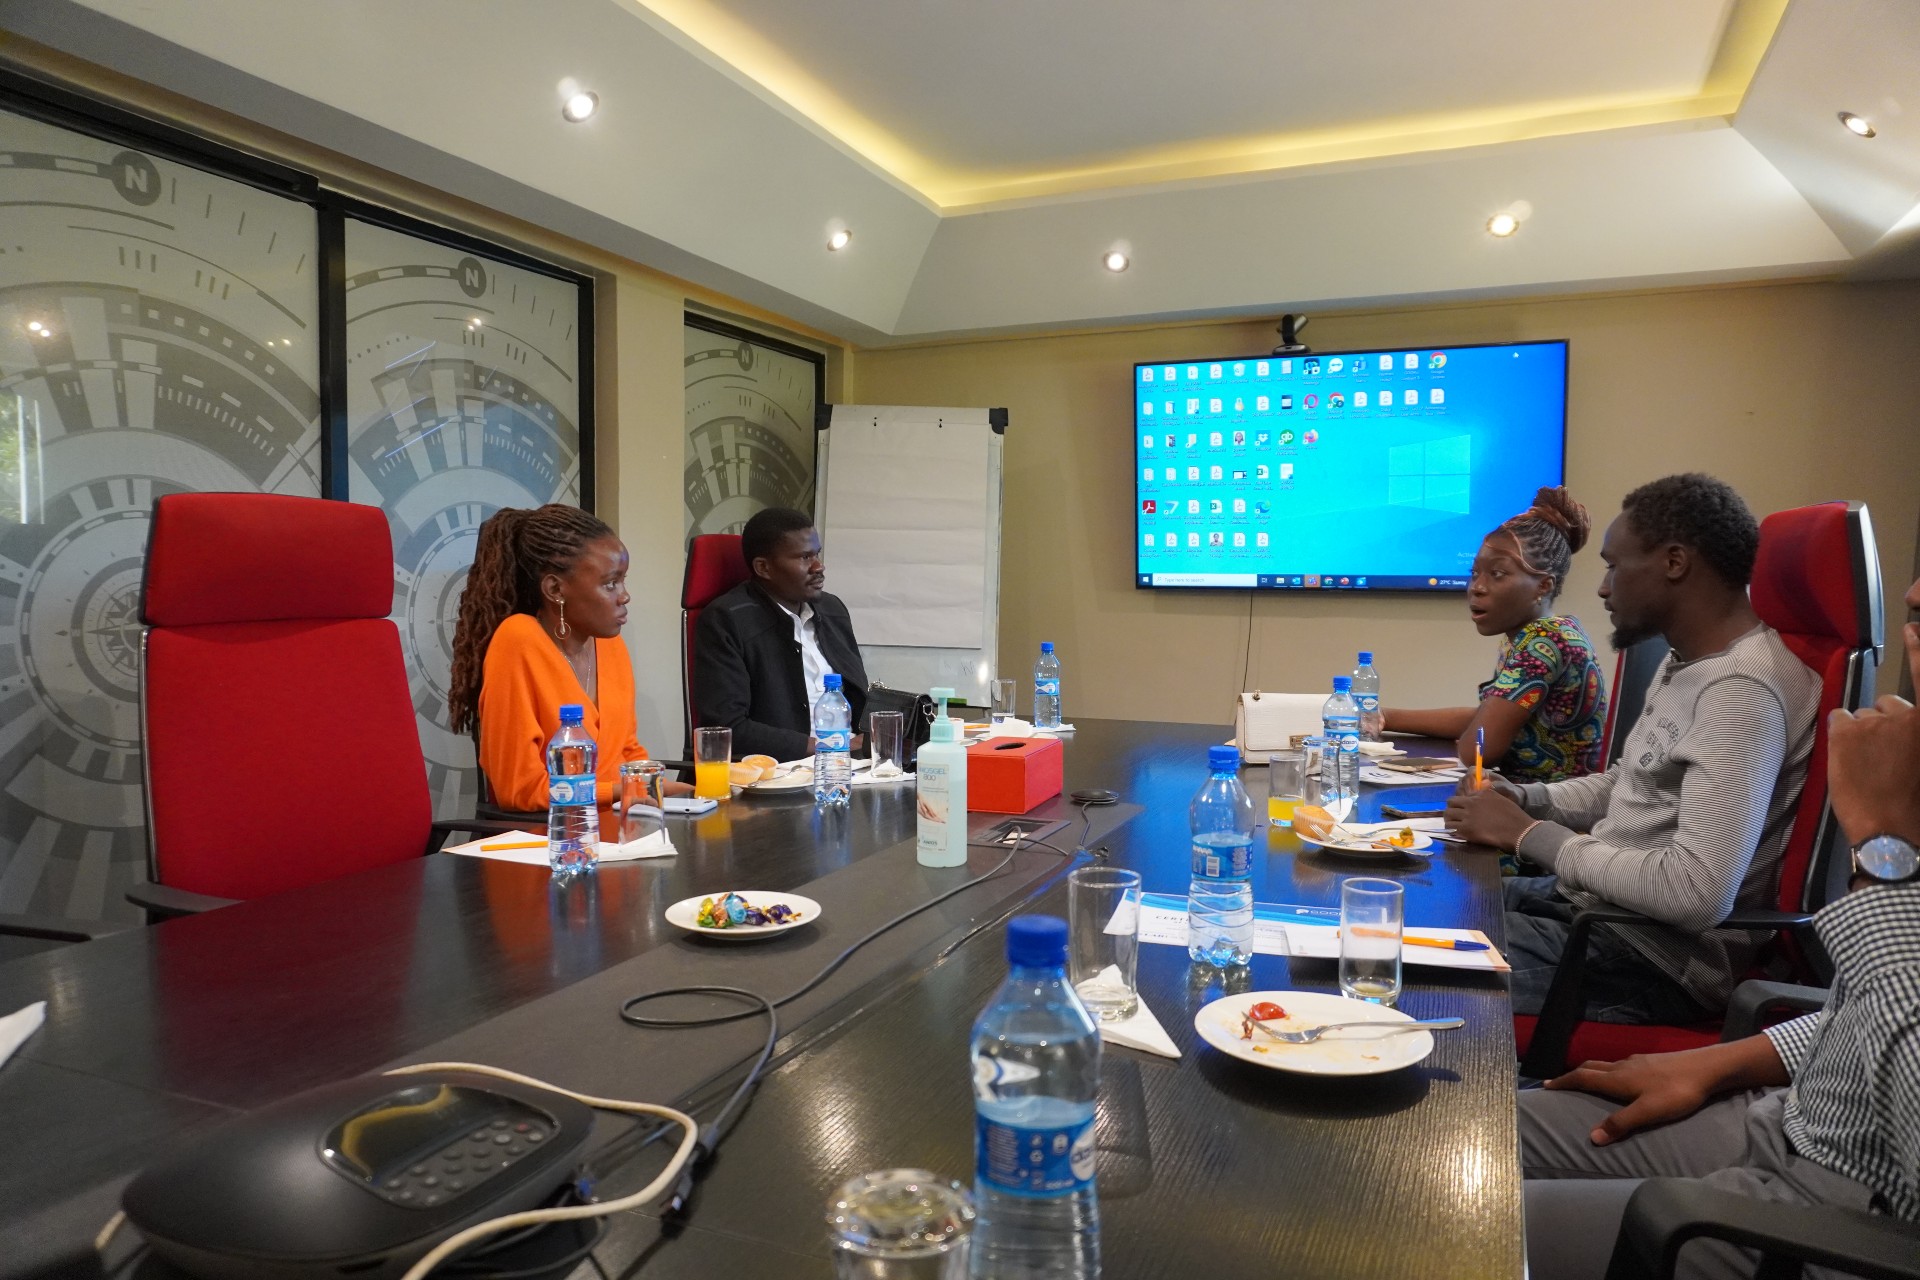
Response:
777,599,835,714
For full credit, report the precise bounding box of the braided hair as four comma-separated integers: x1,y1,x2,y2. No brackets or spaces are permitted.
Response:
1491,485,1591,602
448,504,614,736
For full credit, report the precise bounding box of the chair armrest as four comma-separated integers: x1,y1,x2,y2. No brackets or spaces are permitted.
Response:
654,759,694,771
126,881,239,920
1721,980,1830,1042
0,912,128,943
1519,904,1652,1078
1606,1178,1920,1280
1717,908,1814,931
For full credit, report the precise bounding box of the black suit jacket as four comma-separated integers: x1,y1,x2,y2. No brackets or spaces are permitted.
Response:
691,581,869,761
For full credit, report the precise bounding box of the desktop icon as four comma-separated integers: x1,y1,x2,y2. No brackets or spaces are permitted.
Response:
1163,467,1177,481
1186,400,1200,415
1233,398,1244,414
1304,574,1321,588
1187,499,1200,514
1186,434,1198,447
1255,396,1270,412
1379,355,1393,371
1279,395,1294,410
1143,532,1154,547
1304,429,1319,445
1429,352,1447,369
1209,364,1222,379
1208,532,1224,547
1304,394,1319,410
1141,468,1153,483
1187,467,1200,481
1278,429,1296,445
1165,533,1178,548
1256,532,1269,547
1232,498,1246,514
1232,532,1246,547
1142,434,1154,449
1329,357,1344,373
1141,367,1155,382
1232,362,1245,377
1280,462,1294,480
1256,361,1270,377
1254,432,1270,448
1209,499,1224,514
1142,402,1154,416
1328,393,1345,409
1404,390,1419,406
1253,500,1271,516
1232,431,1246,446
1163,402,1174,415
1304,358,1321,376
1209,465,1223,480
1165,435,1176,448
1188,533,1201,548
1210,432,1224,447
1430,388,1445,404
1354,392,1368,408
1404,353,1418,370
1186,366,1200,380
1255,464,1270,480
1209,399,1223,414
1142,500,1157,513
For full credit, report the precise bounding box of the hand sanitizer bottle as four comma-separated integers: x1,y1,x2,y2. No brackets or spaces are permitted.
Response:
916,687,970,868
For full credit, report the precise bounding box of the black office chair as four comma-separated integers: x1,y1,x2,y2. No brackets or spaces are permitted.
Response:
1602,980,1920,1280
1604,635,1670,767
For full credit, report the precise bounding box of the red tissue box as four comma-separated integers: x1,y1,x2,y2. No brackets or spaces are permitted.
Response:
965,736,1064,814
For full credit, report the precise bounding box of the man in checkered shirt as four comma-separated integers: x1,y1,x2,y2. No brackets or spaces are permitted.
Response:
1518,571,1920,1280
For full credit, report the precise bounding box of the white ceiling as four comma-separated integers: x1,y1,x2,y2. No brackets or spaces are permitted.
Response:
3,0,1916,344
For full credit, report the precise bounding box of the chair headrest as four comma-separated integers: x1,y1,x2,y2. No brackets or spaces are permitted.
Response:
682,533,749,610
142,493,394,626
1751,501,1864,647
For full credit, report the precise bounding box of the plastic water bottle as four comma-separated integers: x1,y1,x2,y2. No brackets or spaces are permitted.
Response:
1033,642,1062,730
1187,744,1256,967
812,672,853,807
1353,651,1383,741
1323,676,1361,806
970,915,1100,1279
546,703,599,874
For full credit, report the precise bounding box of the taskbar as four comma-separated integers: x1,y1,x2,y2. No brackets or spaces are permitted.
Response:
1138,572,1469,590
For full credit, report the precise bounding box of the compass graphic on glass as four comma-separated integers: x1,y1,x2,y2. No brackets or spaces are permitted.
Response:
0,107,320,918
344,221,583,814
682,329,818,537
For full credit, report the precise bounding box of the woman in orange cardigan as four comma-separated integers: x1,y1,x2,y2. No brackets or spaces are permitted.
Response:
448,504,678,812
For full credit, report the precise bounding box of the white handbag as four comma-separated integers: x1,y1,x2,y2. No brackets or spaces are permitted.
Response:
1231,691,1327,767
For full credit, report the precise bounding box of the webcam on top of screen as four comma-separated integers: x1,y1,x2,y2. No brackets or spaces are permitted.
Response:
1272,313,1310,356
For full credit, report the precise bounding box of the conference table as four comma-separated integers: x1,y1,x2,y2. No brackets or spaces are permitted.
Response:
0,720,1520,1280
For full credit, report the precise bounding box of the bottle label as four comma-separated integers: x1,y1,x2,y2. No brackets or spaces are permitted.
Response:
916,763,949,850
815,728,850,754
1035,679,1060,697
1356,694,1380,713
1192,840,1252,879
549,773,595,807
975,1112,1096,1198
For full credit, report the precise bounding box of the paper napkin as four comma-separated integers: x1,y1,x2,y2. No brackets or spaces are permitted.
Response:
1090,970,1179,1058
0,1000,46,1071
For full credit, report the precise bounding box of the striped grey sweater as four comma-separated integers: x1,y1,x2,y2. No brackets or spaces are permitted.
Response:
1515,624,1821,1008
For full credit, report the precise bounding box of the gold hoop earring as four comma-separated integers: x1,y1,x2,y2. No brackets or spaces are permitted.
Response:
555,598,568,637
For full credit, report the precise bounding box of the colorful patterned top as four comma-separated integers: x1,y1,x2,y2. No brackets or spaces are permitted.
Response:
1479,616,1608,783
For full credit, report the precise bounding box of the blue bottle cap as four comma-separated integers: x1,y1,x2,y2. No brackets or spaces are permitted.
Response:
1208,744,1240,772
558,703,584,725
1006,915,1067,968
1358,651,1373,665
1332,675,1352,692
824,673,843,690
1040,641,1054,654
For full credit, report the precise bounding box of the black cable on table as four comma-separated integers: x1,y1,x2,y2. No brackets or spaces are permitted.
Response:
606,801,1100,1222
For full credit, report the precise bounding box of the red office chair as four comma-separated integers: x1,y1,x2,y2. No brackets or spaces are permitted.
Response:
680,533,749,758
130,493,512,918
1517,500,1883,1078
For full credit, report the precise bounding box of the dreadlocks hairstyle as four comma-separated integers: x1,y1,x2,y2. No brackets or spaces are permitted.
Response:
1619,473,1760,588
448,504,614,736
1492,485,1591,602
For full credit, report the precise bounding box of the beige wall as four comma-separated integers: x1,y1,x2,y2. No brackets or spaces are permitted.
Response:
846,280,1920,725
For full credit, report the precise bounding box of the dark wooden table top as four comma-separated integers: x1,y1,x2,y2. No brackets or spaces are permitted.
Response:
0,722,1520,1280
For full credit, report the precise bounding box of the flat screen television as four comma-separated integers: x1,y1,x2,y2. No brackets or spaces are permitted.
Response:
1133,339,1568,591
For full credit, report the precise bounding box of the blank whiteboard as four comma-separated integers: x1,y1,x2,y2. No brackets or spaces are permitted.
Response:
815,405,1004,705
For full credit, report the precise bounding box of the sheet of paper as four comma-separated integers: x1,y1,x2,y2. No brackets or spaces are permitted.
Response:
1135,893,1505,969
1281,924,1510,972
443,830,677,863
822,412,993,648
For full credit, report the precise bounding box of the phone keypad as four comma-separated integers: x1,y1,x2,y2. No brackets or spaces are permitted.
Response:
377,1117,556,1209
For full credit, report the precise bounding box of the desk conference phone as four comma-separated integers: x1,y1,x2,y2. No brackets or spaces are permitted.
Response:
121,1070,594,1280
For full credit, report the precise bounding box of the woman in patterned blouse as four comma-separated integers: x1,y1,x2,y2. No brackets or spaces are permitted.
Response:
1383,486,1610,784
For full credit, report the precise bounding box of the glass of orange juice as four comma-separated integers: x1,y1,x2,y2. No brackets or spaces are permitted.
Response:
1267,750,1306,828
693,726,732,800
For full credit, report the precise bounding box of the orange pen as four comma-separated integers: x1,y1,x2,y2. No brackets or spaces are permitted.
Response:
1474,726,1484,791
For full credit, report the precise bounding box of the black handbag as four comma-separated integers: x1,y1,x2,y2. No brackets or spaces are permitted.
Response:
862,682,936,767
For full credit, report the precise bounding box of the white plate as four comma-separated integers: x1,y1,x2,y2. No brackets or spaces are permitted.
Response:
1300,830,1435,856
664,890,822,941
740,757,873,793
1193,990,1434,1076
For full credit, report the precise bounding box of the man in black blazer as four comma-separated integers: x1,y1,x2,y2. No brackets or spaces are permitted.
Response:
693,507,869,761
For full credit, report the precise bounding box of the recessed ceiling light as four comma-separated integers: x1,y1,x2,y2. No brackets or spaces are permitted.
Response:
1103,250,1130,272
27,321,44,332
1838,111,1876,138
1487,212,1519,238
562,91,599,123
827,228,853,251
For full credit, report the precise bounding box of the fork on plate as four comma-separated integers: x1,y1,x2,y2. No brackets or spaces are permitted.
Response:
1249,1016,1464,1044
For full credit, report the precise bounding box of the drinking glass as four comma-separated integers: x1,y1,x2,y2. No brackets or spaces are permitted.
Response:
1267,750,1306,828
1340,877,1403,1006
990,679,1018,726
826,1168,974,1280
619,761,667,846
693,726,732,800
1068,866,1142,1020
869,710,906,780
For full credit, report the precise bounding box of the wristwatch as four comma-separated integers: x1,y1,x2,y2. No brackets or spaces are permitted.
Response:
1852,834,1920,883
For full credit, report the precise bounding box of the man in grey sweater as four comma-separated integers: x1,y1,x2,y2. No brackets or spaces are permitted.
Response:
1448,475,1820,1023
